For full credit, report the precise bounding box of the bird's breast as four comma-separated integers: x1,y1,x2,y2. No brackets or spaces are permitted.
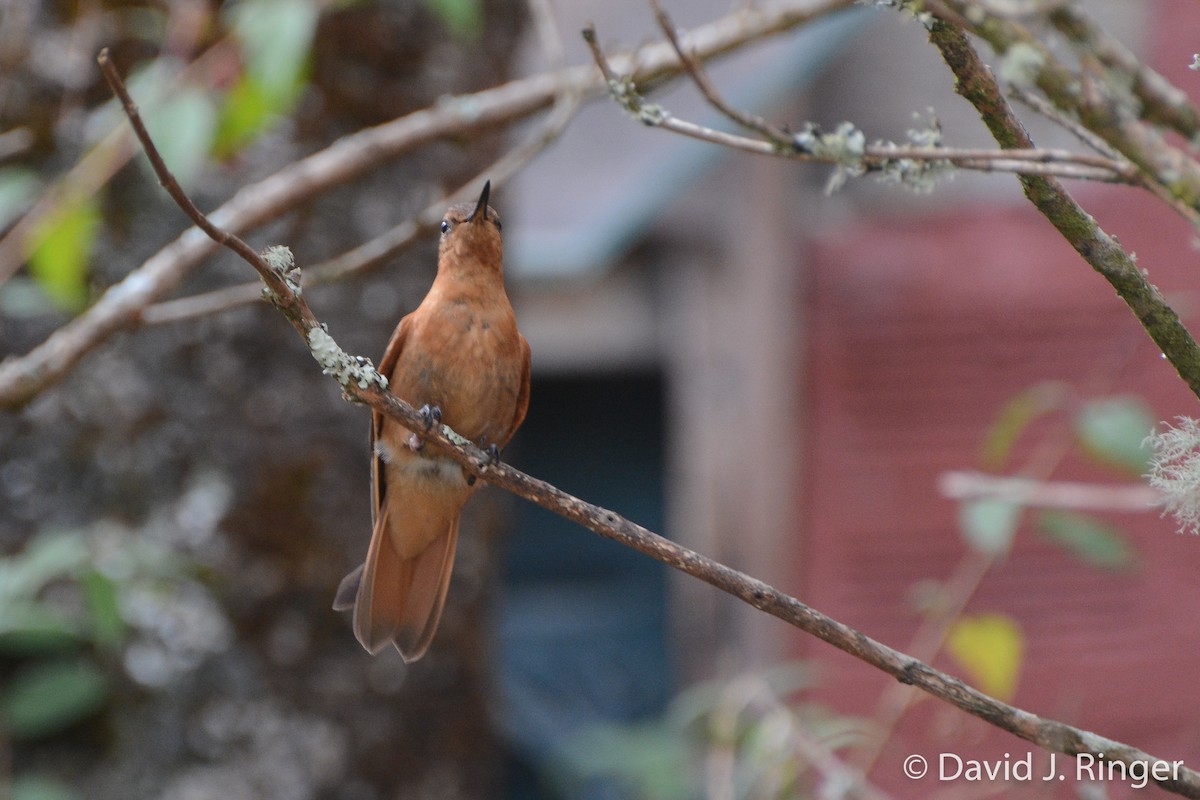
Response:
392,302,524,442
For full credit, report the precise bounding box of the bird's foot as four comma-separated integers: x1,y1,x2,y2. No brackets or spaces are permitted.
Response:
465,440,501,488
475,436,501,466
406,405,442,451
418,404,442,431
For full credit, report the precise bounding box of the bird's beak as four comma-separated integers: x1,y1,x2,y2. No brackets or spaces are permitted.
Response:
469,180,491,224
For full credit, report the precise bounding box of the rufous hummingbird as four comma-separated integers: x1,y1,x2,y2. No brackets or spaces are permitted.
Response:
335,181,531,662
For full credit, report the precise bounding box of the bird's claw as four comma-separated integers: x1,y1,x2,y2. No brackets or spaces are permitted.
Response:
418,404,442,431
485,443,501,465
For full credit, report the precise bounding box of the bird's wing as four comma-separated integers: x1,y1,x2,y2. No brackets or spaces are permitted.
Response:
371,314,412,524
503,333,532,447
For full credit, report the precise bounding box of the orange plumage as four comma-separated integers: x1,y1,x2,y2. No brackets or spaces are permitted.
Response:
334,181,530,661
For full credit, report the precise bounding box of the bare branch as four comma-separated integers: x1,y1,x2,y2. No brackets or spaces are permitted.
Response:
584,16,1135,186
100,41,1200,800
938,470,1162,511
142,67,582,326
96,49,317,337
922,8,1200,406
931,0,1200,217
1047,4,1200,139
0,0,855,410
650,0,794,146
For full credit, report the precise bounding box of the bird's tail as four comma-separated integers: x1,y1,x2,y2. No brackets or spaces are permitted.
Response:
335,506,459,662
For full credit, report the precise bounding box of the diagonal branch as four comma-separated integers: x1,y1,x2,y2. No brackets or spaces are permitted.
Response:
0,0,855,411
921,8,1200,405
583,16,1138,188
98,43,1200,800
141,65,583,326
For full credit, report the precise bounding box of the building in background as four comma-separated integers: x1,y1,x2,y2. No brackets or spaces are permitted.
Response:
497,0,1200,795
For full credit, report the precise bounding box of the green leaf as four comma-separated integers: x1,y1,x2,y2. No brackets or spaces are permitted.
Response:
0,603,82,656
141,85,218,189
214,75,272,157
81,571,126,650
217,0,317,155
422,0,483,41
1075,396,1154,475
958,498,1020,556
2,659,109,740
1035,510,1137,570
228,0,317,103
25,196,100,312
0,531,91,602
12,775,79,800
981,382,1069,469
947,614,1023,701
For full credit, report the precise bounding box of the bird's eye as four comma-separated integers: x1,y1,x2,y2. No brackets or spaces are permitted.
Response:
440,220,451,234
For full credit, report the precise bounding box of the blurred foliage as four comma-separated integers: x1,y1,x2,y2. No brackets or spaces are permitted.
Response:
1034,510,1137,571
217,0,319,156
0,471,234,795
550,664,870,800
979,381,1070,471
3,0,322,316
1074,396,1154,476
957,497,1020,557
0,167,39,231
963,388,1148,566
24,196,100,313
422,0,485,41
947,388,1148,701
945,614,1023,702
11,774,79,800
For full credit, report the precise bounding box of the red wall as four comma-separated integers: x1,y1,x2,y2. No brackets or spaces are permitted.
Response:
798,8,1200,793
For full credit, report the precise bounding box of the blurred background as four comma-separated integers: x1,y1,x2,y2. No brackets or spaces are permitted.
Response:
1,0,1199,798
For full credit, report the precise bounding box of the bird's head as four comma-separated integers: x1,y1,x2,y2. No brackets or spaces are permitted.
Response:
438,180,503,272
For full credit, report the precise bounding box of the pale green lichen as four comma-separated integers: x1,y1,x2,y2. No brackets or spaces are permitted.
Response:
606,76,668,127
1145,417,1200,534
998,43,1045,88
307,326,388,390
260,244,302,302
442,425,472,447
875,110,954,194
794,121,867,194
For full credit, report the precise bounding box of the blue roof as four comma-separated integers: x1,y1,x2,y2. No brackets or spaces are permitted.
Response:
506,6,867,281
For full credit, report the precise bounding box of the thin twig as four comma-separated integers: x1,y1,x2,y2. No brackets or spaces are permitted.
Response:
1047,3,1200,139
96,49,317,336
142,93,582,326
922,9,1200,406
650,0,794,146
0,0,856,410
142,68,582,325
930,0,1200,218
101,42,1200,800
938,470,1162,511
584,19,1133,184
0,38,242,289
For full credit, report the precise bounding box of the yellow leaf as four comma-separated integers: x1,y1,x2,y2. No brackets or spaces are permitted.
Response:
946,614,1023,701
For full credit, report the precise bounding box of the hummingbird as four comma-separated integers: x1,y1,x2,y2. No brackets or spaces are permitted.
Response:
334,180,531,662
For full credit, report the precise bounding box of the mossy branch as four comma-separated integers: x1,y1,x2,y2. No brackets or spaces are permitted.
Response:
923,15,1200,404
